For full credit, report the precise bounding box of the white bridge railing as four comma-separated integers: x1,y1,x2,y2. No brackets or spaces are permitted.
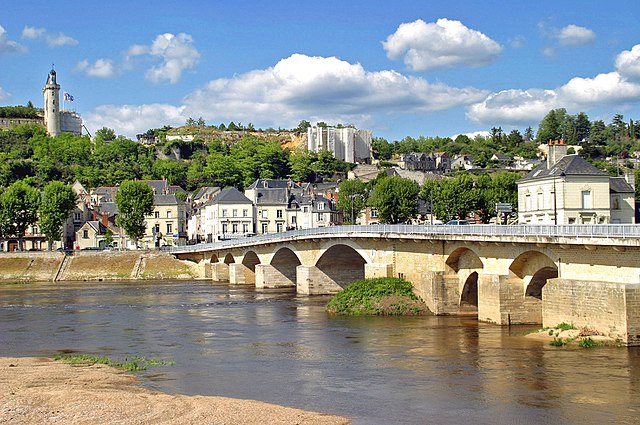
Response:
169,224,640,254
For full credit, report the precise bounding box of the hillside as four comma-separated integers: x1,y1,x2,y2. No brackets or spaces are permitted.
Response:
166,127,307,150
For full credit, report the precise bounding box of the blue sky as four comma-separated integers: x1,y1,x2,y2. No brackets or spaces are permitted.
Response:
2,1,640,141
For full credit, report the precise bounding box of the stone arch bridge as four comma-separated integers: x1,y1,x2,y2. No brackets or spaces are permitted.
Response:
171,225,640,345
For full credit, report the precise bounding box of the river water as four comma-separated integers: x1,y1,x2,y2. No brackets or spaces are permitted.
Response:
1,280,639,424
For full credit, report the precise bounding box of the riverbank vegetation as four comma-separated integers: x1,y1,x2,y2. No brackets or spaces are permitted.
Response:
326,277,429,316
54,353,174,371
525,323,618,347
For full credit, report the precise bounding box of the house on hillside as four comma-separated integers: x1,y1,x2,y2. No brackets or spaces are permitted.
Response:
517,140,635,224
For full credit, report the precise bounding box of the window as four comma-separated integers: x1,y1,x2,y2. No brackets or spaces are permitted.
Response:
291,216,297,224
83,229,88,239
232,223,238,233
303,206,308,213
243,209,248,217
243,224,249,233
222,209,228,217
261,223,268,234
537,191,543,210
74,212,82,222
232,209,238,217
166,223,172,234
525,194,531,211
154,224,160,234
262,210,268,219
581,191,592,209
612,196,620,210
167,210,172,218
155,211,160,218
317,213,324,221
370,208,378,218
276,209,283,219
317,202,325,210
277,223,283,232
222,223,228,234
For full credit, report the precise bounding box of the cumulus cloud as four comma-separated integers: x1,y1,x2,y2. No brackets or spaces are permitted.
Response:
182,54,488,125
615,44,640,81
0,25,26,53
75,58,116,78
467,46,640,125
557,24,595,47
83,104,186,138
87,54,488,138
127,33,200,84
21,25,78,47
382,18,502,71
0,86,10,101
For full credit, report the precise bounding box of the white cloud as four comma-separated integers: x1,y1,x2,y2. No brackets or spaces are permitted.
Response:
382,18,502,71
87,54,488,138
557,24,595,47
0,25,26,53
75,58,116,78
127,33,200,84
0,86,10,101
467,48,640,126
615,44,640,81
21,26,78,47
509,36,525,49
83,104,186,138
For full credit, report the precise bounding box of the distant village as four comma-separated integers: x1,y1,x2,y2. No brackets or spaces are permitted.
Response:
0,68,637,251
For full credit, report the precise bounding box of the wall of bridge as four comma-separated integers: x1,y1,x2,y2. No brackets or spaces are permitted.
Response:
176,235,640,345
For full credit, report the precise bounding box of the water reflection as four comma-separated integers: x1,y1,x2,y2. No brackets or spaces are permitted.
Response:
1,280,639,425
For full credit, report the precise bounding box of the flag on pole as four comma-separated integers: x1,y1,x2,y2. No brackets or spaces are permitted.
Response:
64,92,74,102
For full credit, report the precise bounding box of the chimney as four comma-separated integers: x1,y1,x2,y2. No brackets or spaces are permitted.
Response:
547,139,568,169
92,210,97,221
624,172,636,190
102,211,109,227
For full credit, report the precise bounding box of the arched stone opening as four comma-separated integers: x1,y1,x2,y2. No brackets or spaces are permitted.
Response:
446,247,483,314
223,253,235,264
460,271,479,312
210,254,219,263
270,248,301,286
242,251,260,272
316,244,366,288
508,251,558,323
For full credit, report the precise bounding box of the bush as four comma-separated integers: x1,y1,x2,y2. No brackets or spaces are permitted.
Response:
326,277,428,316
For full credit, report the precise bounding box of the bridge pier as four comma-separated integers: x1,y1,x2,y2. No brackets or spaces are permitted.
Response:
255,264,295,289
229,263,254,285
477,274,543,325
364,263,393,279
416,271,461,315
296,266,342,295
211,261,229,282
543,278,640,345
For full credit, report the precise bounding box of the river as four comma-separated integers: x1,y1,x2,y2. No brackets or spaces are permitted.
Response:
1,280,638,424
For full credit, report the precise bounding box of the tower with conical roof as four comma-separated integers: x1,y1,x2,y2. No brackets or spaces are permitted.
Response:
43,67,61,136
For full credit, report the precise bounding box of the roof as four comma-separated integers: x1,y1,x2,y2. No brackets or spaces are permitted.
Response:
519,155,609,182
246,179,300,190
211,187,252,204
154,194,186,206
610,177,635,193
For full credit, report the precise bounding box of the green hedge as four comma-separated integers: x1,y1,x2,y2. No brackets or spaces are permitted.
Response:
326,277,428,316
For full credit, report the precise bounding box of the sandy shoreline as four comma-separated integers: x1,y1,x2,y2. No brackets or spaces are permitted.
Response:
0,357,350,424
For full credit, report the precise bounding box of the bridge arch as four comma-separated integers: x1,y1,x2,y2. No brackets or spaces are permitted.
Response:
315,244,366,288
270,247,301,286
508,250,558,323
446,247,483,313
210,253,219,263
223,253,235,264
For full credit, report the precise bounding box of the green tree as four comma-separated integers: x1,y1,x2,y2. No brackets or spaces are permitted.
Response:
574,112,591,142
295,120,311,133
369,176,418,224
337,179,367,224
39,181,78,250
0,180,41,250
436,174,477,221
95,127,116,142
372,137,393,160
589,120,607,144
537,108,567,142
115,180,154,246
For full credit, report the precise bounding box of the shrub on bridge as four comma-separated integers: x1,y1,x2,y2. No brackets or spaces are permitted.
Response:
326,277,429,316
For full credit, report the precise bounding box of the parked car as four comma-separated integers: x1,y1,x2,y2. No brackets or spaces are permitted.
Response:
446,220,470,225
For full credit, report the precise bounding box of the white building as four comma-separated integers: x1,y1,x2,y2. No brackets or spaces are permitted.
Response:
42,68,83,137
307,125,372,163
201,188,255,241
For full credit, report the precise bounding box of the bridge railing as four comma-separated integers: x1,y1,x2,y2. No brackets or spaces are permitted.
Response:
169,224,640,253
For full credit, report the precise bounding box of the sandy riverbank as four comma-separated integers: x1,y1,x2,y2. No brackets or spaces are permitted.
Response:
0,357,350,425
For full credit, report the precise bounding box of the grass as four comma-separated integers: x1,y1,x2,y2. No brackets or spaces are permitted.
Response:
54,353,174,371
326,277,428,316
578,337,604,348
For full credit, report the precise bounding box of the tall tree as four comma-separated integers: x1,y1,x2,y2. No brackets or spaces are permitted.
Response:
574,112,591,142
0,180,41,250
336,179,367,224
115,180,154,247
39,181,78,250
368,176,418,224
